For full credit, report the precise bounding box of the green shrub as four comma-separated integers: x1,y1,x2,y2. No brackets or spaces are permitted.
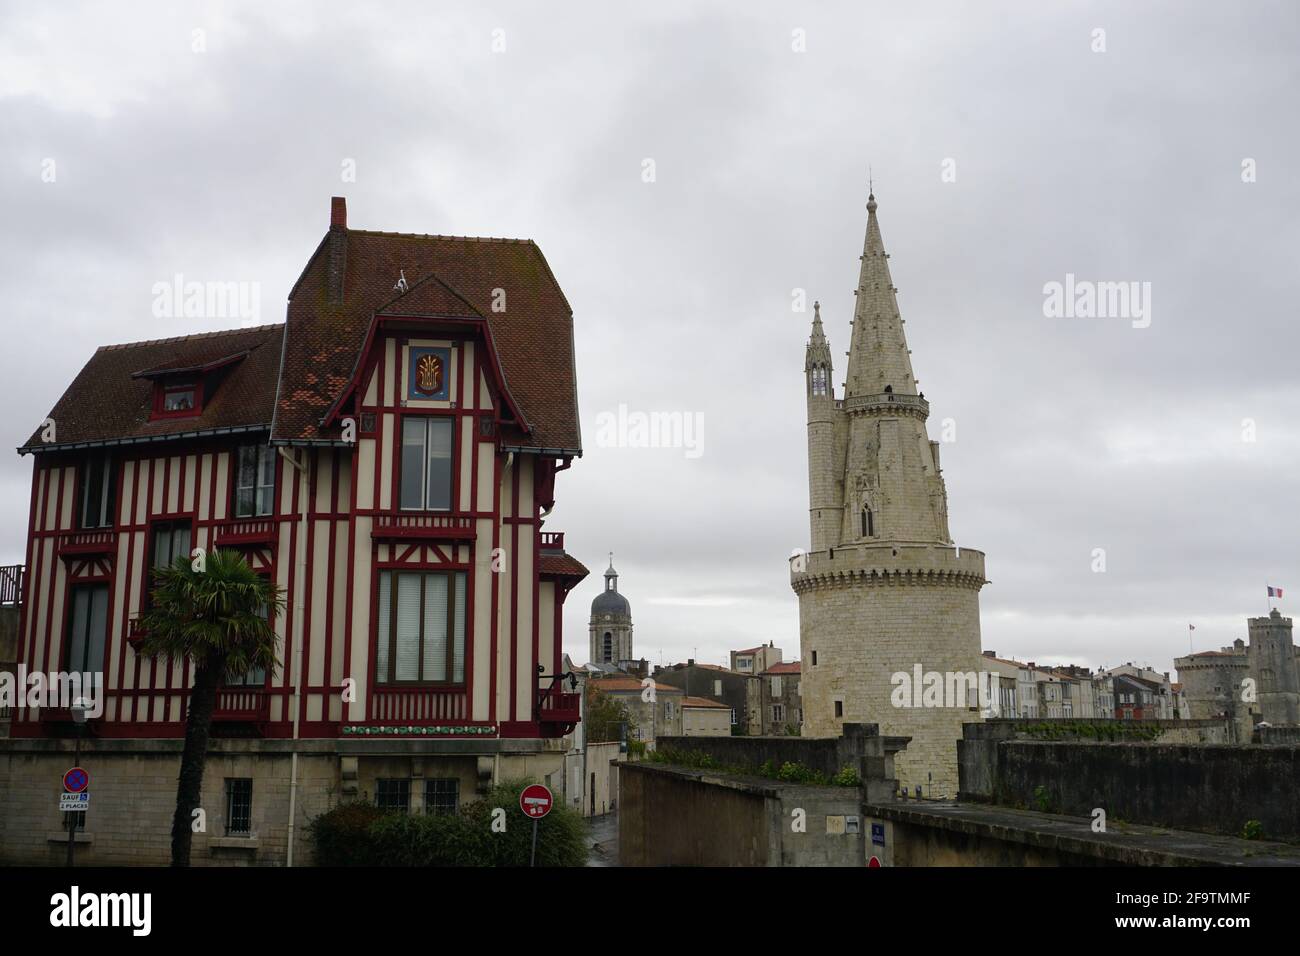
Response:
306,802,388,866
1242,820,1265,841
307,781,588,867
831,766,862,787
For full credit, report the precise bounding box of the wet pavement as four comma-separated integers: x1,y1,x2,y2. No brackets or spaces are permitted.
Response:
585,811,619,866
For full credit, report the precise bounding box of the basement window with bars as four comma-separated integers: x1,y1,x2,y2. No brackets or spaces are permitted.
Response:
376,778,411,814
225,778,253,836
376,570,466,685
424,779,459,816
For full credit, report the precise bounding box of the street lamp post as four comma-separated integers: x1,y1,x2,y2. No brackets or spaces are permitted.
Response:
65,699,87,868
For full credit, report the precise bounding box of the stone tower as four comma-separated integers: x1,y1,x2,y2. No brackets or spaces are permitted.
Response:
1247,609,1300,726
792,193,987,798
589,557,633,666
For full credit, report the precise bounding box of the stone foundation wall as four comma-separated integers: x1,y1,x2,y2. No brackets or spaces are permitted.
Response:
0,738,563,865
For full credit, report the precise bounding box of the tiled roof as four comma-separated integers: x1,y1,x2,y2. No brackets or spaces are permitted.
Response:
538,552,589,580
21,201,583,460
275,215,581,452
763,662,801,675
20,325,283,452
682,696,728,708
590,677,682,694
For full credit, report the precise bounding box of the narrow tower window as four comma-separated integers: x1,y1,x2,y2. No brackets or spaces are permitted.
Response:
862,506,874,538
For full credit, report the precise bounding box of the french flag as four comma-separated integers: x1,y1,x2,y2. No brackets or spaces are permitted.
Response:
1268,585,1284,599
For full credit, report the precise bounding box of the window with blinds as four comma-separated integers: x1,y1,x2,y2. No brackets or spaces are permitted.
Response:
376,570,467,684
66,584,109,673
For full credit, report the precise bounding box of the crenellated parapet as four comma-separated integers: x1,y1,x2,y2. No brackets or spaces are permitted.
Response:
791,543,986,595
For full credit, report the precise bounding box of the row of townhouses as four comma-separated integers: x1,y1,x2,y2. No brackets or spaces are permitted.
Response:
980,652,1181,720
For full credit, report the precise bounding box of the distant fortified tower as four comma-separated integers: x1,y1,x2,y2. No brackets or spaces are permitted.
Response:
1247,609,1300,727
792,193,987,798
589,557,633,666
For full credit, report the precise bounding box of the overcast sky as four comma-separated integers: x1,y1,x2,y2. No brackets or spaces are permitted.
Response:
2,1,1298,679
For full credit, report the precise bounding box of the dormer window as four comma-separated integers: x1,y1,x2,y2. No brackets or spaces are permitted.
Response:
158,383,199,417
135,347,252,422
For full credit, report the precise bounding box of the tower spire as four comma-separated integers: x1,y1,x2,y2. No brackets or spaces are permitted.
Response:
844,192,918,399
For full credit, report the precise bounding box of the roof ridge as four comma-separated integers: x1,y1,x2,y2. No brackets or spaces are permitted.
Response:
349,228,536,245
97,323,284,352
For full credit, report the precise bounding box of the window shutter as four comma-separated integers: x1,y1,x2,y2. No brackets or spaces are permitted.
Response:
68,588,90,671
395,573,422,680
87,585,109,672
427,419,453,510
400,418,427,510
423,574,449,682
453,572,466,683
376,571,391,681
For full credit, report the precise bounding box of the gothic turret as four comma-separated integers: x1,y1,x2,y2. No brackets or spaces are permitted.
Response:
793,190,987,799
805,301,841,553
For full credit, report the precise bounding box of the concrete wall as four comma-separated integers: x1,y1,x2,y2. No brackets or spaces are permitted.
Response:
655,722,903,802
959,726,1300,843
619,762,866,866
0,737,564,865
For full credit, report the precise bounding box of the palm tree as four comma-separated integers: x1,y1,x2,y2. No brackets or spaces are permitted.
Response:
137,548,283,867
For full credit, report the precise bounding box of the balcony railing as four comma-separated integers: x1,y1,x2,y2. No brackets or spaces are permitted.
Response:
213,687,271,723
370,686,468,722
539,532,566,551
213,517,278,547
0,565,23,606
57,531,115,557
372,513,475,541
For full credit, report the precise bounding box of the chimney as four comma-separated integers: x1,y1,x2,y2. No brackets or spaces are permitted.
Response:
328,197,347,304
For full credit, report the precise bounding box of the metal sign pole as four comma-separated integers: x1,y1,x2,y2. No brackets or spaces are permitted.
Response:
66,732,81,867
530,818,539,867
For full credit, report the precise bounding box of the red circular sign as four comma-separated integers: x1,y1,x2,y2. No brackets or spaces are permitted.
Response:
519,784,552,819
64,767,89,793
868,855,882,868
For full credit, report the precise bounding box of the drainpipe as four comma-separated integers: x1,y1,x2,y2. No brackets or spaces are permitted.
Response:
278,447,310,866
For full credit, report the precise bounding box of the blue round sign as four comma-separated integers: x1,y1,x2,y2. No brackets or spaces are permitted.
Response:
64,767,89,793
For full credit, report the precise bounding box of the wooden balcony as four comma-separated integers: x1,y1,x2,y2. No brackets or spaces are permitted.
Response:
539,531,565,551
57,530,115,558
213,687,271,723
0,564,23,606
370,686,468,722
537,686,580,737
213,517,278,547
372,513,475,541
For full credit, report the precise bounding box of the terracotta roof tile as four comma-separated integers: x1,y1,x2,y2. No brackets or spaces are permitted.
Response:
275,224,580,452
682,696,728,708
20,324,283,452
763,662,801,675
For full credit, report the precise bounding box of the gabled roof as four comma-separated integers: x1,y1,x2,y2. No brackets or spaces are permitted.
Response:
19,325,283,453
682,696,728,709
274,219,581,453
590,677,682,694
763,662,801,675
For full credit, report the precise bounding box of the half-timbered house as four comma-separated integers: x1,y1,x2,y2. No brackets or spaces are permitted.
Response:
2,198,588,863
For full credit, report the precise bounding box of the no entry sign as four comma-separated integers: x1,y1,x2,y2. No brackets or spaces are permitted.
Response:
63,767,89,794
519,784,553,819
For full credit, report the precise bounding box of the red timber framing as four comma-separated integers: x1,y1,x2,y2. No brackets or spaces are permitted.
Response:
13,321,585,743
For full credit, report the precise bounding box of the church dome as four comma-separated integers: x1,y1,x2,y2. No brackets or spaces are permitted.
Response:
590,558,631,619
591,588,630,617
